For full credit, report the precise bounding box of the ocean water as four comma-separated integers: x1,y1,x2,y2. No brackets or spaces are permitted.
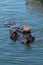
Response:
0,0,43,65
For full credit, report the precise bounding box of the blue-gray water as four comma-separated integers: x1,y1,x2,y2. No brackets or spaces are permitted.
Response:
0,0,43,65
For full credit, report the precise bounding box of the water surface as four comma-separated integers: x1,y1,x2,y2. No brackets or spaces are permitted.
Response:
0,0,43,65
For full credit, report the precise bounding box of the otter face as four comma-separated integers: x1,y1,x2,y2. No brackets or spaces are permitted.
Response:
10,29,18,41
22,25,31,35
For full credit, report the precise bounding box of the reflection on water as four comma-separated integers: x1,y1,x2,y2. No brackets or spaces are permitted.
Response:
26,0,43,6
26,0,43,14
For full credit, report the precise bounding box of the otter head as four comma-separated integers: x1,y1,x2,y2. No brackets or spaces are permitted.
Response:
10,29,18,41
22,25,31,34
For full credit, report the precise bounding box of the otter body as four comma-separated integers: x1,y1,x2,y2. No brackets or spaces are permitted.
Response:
22,35,35,44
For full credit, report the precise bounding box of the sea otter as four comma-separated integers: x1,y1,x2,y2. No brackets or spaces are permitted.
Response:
21,25,35,44
10,25,35,43
10,28,18,41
